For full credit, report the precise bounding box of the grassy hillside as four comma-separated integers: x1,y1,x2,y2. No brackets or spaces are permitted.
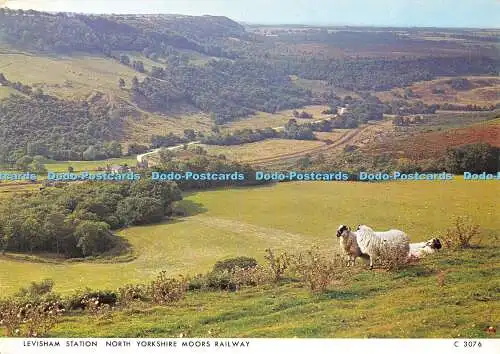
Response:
0,52,142,99
369,118,500,160
50,247,499,338
1,179,497,296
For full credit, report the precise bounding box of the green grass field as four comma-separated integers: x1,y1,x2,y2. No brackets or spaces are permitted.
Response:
50,247,499,338
1,178,498,298
0,52,143,99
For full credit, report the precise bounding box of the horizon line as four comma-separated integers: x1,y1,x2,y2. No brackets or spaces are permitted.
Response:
1,7,499,30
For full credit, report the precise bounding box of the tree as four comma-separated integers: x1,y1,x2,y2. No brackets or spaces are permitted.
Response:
75,221,111,257
404,87,414,98
116,197,165,226
450,78,471,90
129,179,182,213
82,146,98,161
104,141,122,158
132,60,145,73
27,142,48,157
119,54,130,65
15,155,33,171
445,143,499,174
131,76,139,90
0,72,8,85
183,129,196,141
118,78,126,89
127,142,148,155
29,160,47,173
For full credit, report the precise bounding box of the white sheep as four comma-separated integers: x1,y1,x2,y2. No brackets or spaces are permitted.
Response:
409,238,442,259
354,224,410,269
336,225,369,266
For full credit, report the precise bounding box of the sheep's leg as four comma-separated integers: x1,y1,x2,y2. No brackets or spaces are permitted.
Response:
369,256,373,270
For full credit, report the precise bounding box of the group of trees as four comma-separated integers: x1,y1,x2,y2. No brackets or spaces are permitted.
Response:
0,180,182,257
444,143,499,174
14,155,47,173
437,103,499,112
286,56,497,91
201,127,279,145
384,99,438,115
0,93,122,163
155,153,264,190
132,59,313,123
151,133,186,149
119,55,146,73
200,120,315,146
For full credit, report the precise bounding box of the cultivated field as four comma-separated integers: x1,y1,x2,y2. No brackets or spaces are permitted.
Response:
202,139,325,162
1,178,498,297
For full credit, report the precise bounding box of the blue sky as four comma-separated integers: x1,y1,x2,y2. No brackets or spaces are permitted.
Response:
2,0,499,27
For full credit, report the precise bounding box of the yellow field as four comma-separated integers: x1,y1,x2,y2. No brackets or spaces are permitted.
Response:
222,105,331,132
202,139,325,162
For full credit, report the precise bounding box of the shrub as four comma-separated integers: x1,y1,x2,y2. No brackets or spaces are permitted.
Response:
149,272,187,304
118,284,149,306
445,216,481,249
264,248,291,282
66,289,117,311
290,247,349,293
187,274,208,291
205,270,237,291
213,257,258,273
16,279,54,298
80,295,115,320
230,265,273,287
0,299,64,337
377,245,410,271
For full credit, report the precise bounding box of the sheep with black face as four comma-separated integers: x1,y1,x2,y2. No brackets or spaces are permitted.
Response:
409,238,442,258
336,225,369,266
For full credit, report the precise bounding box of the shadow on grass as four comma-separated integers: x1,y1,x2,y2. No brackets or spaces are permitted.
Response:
391,264,438,279
318,285,387,301
174,199,208,217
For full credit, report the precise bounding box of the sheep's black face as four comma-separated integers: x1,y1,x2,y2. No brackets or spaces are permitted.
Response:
433,238,442,249
336,225,349,237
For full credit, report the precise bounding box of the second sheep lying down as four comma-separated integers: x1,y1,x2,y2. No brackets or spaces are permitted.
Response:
355,224,410,269
409,238,442,258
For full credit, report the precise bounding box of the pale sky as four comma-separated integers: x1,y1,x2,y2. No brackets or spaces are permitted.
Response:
1,0,499,27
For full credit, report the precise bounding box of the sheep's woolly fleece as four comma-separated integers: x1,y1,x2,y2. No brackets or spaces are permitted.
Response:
356,225,410,268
